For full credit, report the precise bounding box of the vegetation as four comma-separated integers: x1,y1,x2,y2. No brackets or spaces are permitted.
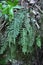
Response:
0,0,43,65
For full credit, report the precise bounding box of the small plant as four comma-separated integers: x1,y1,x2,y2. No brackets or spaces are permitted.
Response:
0,0,19,21
0,0,42,65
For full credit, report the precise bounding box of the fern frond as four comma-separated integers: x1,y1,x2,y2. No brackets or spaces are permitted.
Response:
25,17,35,47
0,42,8,54
36,35,41,48
20,28,28,54
6,10,25,45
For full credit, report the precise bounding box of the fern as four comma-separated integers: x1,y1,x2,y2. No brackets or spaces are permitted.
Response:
19,28,28,54
0,33,8,54
36,35,41,48
0,42,8,54
0,9,41,63
25,15,35,47
0,10,25,57
6,10,25,45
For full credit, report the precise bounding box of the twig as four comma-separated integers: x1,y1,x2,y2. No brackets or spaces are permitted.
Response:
35,4,43,14
0,21,6,30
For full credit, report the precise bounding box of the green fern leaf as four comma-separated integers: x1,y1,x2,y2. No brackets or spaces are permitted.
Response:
25,17,35,46
20,28,28,54
36,35,41,48
6,11,25,45
0,42,8,54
